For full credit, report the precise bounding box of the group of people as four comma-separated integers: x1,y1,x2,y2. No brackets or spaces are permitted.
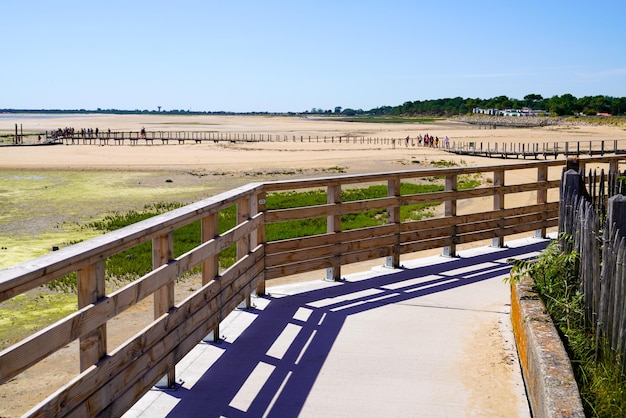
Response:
48,127,101,139
404,134,450,148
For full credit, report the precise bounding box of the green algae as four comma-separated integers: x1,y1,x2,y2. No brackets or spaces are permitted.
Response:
0,170,216,269
0,292,77,349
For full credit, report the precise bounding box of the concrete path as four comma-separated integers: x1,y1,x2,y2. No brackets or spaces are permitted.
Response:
124,237,548,417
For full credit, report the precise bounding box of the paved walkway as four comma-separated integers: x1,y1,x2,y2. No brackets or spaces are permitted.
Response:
124,237,548,417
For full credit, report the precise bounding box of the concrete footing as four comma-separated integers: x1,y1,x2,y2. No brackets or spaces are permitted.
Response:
511,276,585,418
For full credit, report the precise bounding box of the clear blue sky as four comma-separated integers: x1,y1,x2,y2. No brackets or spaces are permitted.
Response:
2,1,625,113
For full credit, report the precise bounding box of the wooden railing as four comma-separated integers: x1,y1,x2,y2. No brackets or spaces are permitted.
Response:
1,156,624,416
447,138,626,159
45,130,406,146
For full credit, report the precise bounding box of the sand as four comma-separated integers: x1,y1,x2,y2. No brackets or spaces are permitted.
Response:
2,114,625,174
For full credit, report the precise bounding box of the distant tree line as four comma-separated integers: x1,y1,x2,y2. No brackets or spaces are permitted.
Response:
4,93,626,117
308,94,626,117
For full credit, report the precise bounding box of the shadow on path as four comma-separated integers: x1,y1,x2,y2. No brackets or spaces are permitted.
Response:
145,241,547,417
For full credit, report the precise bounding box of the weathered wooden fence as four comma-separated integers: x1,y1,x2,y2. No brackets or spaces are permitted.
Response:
559,162,626,360
1,156,624,416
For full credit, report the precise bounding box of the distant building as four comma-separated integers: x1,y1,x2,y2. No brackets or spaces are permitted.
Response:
472,107,545,116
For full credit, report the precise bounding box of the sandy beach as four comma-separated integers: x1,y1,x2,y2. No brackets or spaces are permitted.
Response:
2,113,625,172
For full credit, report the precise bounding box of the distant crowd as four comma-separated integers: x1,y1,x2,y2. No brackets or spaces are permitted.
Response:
48,127,102,139
403,134,450,148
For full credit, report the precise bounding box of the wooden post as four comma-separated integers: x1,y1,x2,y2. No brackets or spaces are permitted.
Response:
202,213,219,342
536,165,548,238
609,158,619,174
238,196,252,307
385,178,401,268
77,260,106,372
153,232,176,388
326,184,342,280
492,170,505,247
253,191,267,296
607,195,626,241
443,173,458,257
559,170,585,246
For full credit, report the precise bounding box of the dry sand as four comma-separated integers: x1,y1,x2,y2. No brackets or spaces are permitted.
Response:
2,114,625,174
1,114,625,417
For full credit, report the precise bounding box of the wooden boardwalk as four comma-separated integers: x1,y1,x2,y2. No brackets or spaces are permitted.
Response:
44,131,400,146
445,139,626,159
38,131,626,162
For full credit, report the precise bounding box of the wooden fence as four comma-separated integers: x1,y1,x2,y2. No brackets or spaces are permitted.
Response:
559,163,626,360
1,156,625,416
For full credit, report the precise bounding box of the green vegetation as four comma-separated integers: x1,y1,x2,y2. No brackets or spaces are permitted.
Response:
508,238,626,417
47,178,482,291
265,182,445,240
368,94,626,117
0,170,217,269
0,293,77,349
429,159,459,168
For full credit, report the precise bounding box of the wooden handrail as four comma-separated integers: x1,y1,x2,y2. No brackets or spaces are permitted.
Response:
1,156,625,416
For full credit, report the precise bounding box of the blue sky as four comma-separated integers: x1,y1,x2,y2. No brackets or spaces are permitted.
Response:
2,0,625,112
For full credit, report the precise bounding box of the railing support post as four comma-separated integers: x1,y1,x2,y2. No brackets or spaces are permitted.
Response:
326,184,342,280
202,213,220,342
492,170,505,248
386,178,401,268
238,196,252,307
443,173,458,257
536,166,548,238
153,232,176,388
254,191,267,296
77,260,106,372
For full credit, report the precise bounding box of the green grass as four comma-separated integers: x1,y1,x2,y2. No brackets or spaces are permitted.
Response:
265,183,444,240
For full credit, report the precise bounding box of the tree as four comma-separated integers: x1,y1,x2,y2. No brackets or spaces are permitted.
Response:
524,94,544,108
548,94,576,116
